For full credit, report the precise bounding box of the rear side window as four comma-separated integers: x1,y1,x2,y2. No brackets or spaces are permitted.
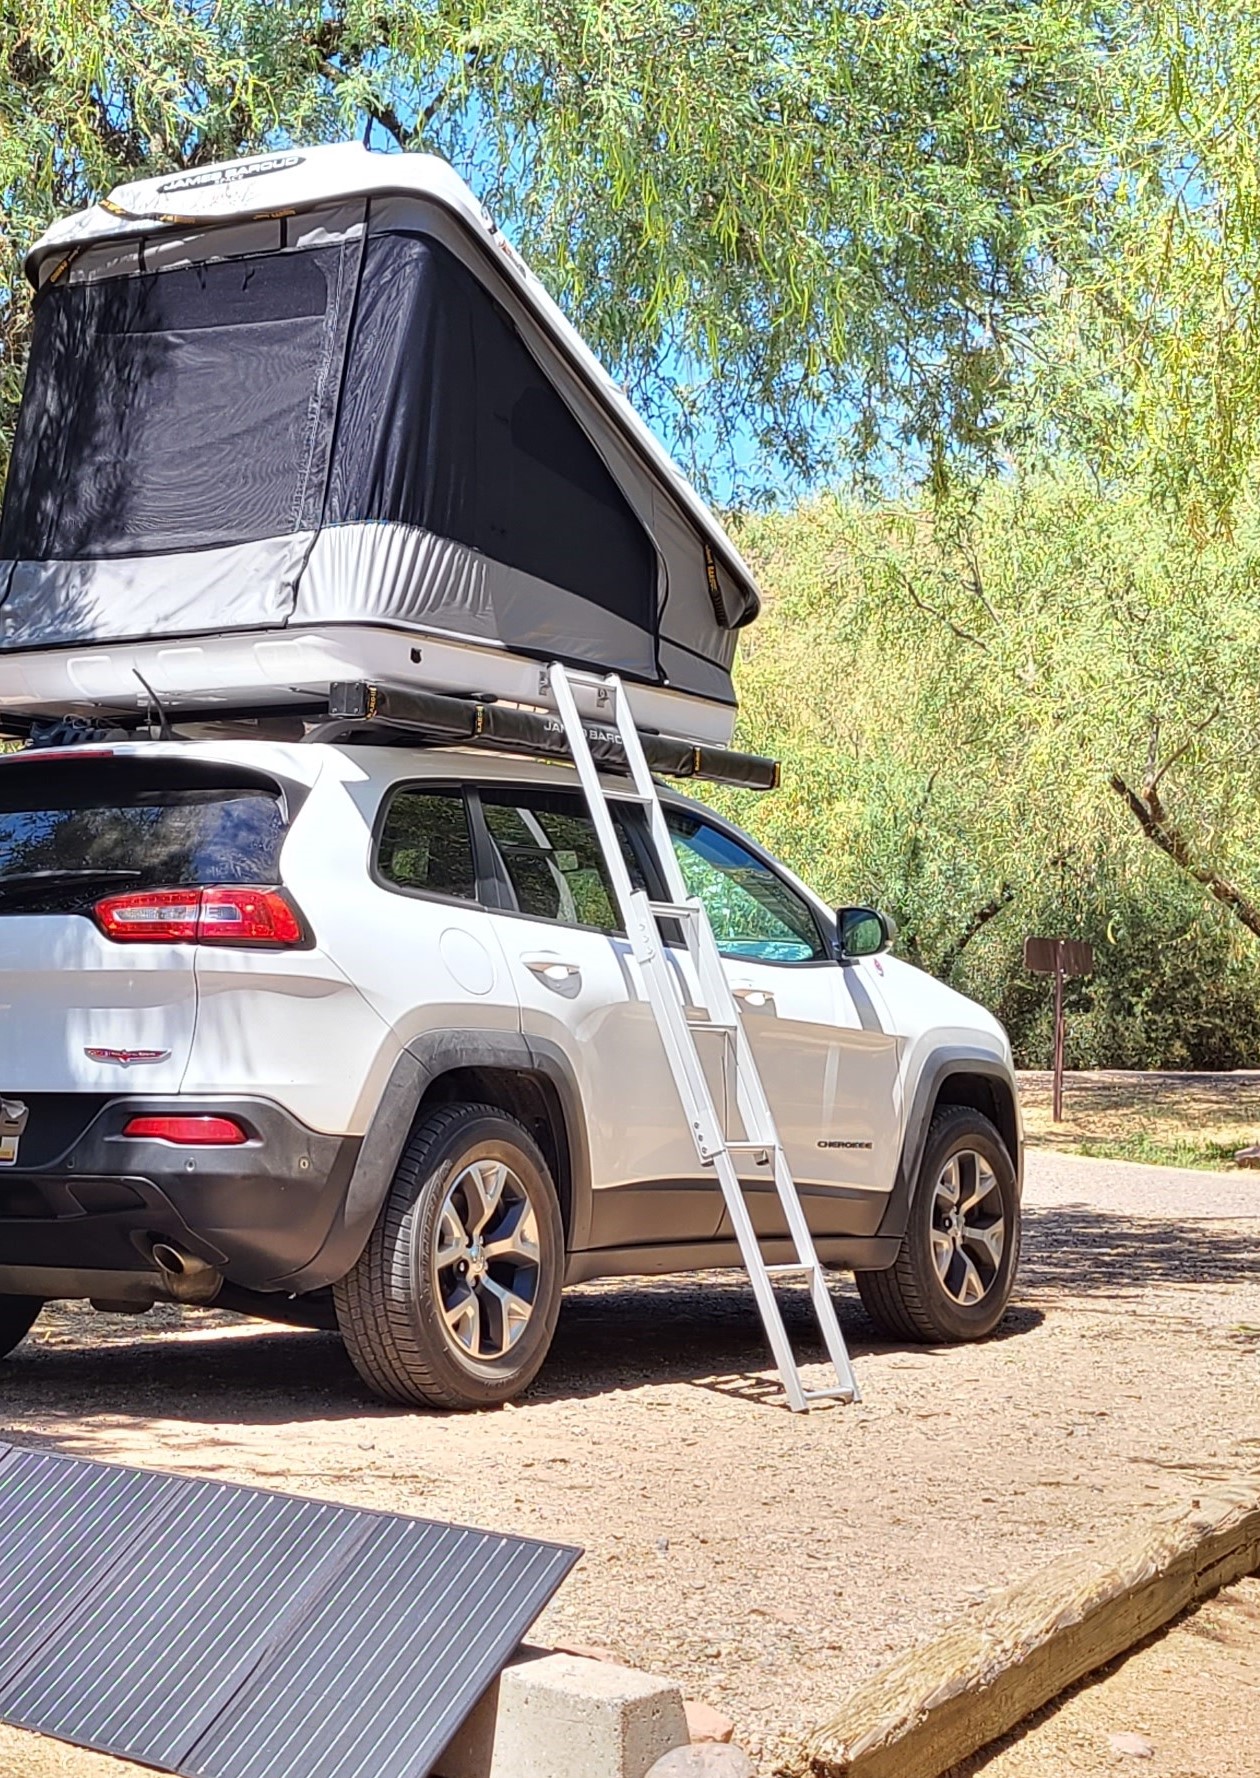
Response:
480,787,647,932
0,757,288,911
376,788,477,900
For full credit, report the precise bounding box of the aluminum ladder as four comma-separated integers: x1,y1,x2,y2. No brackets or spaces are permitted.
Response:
547,662,861,1411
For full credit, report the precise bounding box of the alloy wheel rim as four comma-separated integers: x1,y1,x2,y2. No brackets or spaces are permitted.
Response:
930,1150,1006,1306
433,1157,541,1362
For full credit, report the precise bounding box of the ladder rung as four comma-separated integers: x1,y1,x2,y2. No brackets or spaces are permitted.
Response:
764,1263,819,1278
724,1140,779,1154
685,1019,736,1035
648,899,700,921
548,665,615,690
803,1386,858,1404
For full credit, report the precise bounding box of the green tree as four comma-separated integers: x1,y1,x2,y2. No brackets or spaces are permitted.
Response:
721,475,1260,1066
0,0,1148,497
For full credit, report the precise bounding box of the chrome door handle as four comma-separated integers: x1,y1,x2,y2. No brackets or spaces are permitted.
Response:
521,953,582,985
732,984,775,1010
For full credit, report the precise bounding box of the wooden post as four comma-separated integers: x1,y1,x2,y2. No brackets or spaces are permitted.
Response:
1024,938,1090,1123
784,1480,1260,1778
1052,940,1065,1123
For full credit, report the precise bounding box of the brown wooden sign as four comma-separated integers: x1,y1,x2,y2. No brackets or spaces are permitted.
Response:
1023,937,1094,1122
1023,937,1094,977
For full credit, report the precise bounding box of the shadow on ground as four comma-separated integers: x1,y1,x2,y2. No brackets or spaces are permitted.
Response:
1,1201,1252,1431
1019,1202,1260,1297
3,1283,1039,1430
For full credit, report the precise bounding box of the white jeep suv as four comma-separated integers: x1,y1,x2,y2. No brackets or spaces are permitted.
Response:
0,737,1022,1408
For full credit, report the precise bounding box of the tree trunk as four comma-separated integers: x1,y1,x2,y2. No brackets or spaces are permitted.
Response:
936,883,1015,980
1109,774,1260,940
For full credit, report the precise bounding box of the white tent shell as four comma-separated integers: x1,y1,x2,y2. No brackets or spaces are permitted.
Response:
0,143,762,744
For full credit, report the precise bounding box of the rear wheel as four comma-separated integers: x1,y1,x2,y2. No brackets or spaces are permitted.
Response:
0,1296,42,1359
855,1105,1020,1343
334,1103,565,1410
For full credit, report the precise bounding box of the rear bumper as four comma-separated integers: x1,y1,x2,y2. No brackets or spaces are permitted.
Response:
0,1097,360,1300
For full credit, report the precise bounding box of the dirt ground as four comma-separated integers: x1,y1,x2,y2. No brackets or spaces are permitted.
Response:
1,1148,1257,1777
1019,1069,1260,1170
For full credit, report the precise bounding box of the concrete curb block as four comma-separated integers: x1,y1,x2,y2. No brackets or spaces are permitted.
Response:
435,1644,691,1778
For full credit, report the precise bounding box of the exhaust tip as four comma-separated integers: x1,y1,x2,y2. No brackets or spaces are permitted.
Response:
149,1242,222,1304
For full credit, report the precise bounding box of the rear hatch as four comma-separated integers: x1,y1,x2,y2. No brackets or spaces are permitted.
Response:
0,748,294,1110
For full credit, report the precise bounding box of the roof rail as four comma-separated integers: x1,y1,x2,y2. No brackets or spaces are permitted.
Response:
0,681,780,791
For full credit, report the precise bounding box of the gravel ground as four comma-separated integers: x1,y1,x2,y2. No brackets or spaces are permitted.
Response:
1,1149,1258,1776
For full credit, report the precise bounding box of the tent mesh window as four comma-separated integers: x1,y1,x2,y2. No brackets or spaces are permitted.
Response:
326,231,655,628
0,248,346,560
0,230,656,635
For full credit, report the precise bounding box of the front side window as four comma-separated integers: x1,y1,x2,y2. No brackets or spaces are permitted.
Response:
667,813,825,963
481,788,646,932
376,787,477,900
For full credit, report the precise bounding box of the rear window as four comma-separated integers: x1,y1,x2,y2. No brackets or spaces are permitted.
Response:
0,757,289,910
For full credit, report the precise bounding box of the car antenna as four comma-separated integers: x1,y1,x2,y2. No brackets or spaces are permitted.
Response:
133,668,176,741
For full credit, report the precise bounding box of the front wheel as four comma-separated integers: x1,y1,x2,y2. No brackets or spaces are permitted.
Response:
334,1103,565,1410
0,1296,42,1359
855,1105,1020,1343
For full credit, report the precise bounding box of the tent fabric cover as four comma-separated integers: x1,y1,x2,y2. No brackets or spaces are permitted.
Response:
0,156,758,715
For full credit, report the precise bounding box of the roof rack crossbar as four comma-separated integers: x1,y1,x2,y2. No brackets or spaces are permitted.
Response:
320,681,780,792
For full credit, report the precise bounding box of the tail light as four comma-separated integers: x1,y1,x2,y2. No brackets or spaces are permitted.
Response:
95,886,304,946
123,1115,248,1145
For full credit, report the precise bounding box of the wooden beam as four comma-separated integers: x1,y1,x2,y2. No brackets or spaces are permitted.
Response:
782,1480,1260,1778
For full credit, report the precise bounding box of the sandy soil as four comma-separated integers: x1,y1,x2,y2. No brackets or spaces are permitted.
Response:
1019,1069,1260,1168
1,1150,1257,1776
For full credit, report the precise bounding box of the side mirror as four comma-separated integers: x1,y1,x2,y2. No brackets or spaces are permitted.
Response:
837,906,896,961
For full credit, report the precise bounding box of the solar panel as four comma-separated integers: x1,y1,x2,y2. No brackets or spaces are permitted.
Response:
0,1442,579,1778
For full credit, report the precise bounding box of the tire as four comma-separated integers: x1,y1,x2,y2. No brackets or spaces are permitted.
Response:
334,1103,565,1410
855,1105,1020,1343
0,1296,41,1359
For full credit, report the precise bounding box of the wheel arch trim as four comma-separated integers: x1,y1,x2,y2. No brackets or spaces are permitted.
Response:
876,1049,1022,1247
273,1030,591,1292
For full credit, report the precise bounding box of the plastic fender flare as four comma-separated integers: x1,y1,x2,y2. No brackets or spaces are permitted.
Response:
273,1030,592,1292
876,1048,1022,1244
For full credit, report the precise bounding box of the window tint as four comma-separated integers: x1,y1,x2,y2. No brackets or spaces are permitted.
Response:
481,789,647,932
667,814,825,963
0,758,288,913
377,788,476,900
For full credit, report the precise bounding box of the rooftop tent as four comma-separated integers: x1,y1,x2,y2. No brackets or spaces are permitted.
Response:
0,144,760,744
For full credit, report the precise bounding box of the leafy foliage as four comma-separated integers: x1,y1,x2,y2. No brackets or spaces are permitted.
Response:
0,0,1221,503
722,477,1260,1067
